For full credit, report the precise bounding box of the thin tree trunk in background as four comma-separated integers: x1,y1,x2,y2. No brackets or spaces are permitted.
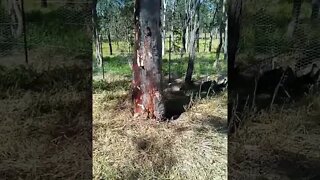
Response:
171,0,176,52
214,25,223,68
100,34,105,79
41,0,47,8
196,9,200,52
132,0,165,120
209,30,213,52
161,0,167,56
116,41,119,50
287,0,302,38
107,30,113,55
311,0,320,20
93,1,103,68
204,32,207,52
7,0,23,38
196,30,200,52
185,0,201,84
223,0,228,62
215,3,225,68
208,5,218,52
182,27,187,52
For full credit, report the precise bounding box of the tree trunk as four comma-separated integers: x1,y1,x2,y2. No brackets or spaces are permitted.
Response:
93,0,103,68
196,30,200,52
132,0,165,120
204,32,207,52
182,27,187,52
209,30,213,52
7,0,23,38
223,1,228,62
41,0,47,8
311,0,320,20
185,28,198,84
107,30,113,55
228,0,242,79
287,0,302,38
215,24,223,62
215,0,227,67
196,7,200,52
185,0,201,84
161,0,167,56
208,3,218,53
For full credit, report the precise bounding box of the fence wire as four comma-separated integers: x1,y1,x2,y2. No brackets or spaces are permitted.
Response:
0,0,92,65
239,1,320,77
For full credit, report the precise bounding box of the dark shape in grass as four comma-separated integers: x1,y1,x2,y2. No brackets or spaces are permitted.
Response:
164,91,190,120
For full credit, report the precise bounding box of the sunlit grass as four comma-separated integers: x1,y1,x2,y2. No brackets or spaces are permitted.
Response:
94,37,227,80
92,78,228,179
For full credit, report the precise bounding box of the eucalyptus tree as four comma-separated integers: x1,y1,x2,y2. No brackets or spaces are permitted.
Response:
132,0,165,120
185,0,201,84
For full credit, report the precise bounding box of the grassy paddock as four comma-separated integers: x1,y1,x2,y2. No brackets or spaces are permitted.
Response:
0,59,91,179
93,77,228,179
229,93,320,179
94,38,227,80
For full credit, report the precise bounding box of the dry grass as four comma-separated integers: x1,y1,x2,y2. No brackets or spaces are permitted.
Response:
93,78,228,180
229,93,320,179
0,51,91,179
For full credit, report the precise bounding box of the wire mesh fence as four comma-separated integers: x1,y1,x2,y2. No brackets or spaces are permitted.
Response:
238,1,320,77
0,0,92,66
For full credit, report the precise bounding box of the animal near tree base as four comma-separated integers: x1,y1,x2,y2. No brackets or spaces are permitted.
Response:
132,0,165,120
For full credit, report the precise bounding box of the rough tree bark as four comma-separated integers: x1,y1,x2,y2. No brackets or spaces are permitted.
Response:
227,0,242,80
132,0,165,120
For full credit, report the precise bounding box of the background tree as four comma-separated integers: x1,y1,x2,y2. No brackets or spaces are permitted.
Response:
185,0,201,84
6,0,23,38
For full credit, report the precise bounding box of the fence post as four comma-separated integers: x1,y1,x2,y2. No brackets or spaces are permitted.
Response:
21,0,28,64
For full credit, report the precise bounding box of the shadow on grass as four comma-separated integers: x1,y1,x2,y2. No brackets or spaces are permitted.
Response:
272,150,320,180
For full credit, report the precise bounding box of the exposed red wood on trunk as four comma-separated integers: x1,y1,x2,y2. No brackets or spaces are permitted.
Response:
132,0,143,116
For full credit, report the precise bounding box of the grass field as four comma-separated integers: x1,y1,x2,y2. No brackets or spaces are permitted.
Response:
229,92,320,179
0,48,92,179
93,77,228,179
92,37,228,179
94,38,227,80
